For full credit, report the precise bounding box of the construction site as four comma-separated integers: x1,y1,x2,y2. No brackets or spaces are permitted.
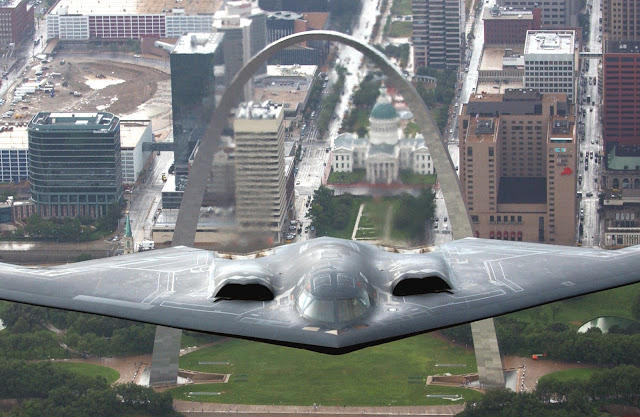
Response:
0,56,172,132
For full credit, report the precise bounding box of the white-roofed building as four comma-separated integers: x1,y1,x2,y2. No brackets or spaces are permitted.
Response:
524,30,576,103
0,125,28,184
120,120,153,184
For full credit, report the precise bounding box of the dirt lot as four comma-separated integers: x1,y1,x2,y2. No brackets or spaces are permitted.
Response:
2,59,170,123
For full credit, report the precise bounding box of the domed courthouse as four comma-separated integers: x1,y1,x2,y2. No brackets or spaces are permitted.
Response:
331,89,434,184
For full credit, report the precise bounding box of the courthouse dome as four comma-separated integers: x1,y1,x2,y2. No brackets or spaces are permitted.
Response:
370,102,399,120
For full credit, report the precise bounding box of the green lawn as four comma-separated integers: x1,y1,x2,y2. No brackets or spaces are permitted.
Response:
51,362,120,385
508,283,640,327
538,368,597,384
399,171,437,186
325,195,369,239
327,169,366,185
389,21,412,38
391,0,412,16
355,201,390,240
171,335,482,406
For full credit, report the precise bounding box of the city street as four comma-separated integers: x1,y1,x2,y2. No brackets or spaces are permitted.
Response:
292,0,383,239
126,142,174,247
578,0,604,247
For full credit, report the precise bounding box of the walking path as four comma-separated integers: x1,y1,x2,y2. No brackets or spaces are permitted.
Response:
382,204,393,241
173,401,465,416
351,203,366,240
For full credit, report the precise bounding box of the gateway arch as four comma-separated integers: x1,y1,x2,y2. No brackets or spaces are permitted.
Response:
150,30,505,388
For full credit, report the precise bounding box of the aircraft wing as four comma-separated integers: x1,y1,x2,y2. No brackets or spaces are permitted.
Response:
0,238,639,354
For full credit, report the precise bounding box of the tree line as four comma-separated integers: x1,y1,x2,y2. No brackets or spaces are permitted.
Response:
415,66,458,133
442,315,640,367
0,360,178,417
9,200,124,242
458,365,640,417
1,303,154,358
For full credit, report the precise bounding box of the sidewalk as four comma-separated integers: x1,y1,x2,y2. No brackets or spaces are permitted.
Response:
174,401,465,416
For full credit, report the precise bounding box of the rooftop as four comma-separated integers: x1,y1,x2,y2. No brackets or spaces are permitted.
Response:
154,207,236,229
605,40,640,54
172,33,224,55
524,30,575,55
0,0,26,9
479,46,524,71
30,112,119,130
465,117,498,143
51,0,222,15
267,11,303,20
120,120,151,149
498,177,547,204
236,101,283,120
266,64,317,77
0,126,28,149
607,145,640,171
484,6,534,20
550,118,572,135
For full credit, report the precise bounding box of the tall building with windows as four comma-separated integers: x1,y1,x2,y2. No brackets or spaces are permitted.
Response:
483,6,541,45
604,0,640,42
170,33,224,185
497,0,579,28
0,126,28,184
412,0,464,69
602,40,640,151
0,0,34,46
524,30,576,103
234,101,287,242
214,1,268,100
28,112,123,219
459,90,576,245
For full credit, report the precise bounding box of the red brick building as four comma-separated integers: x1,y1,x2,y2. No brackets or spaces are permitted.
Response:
0,0,34,46
484,6,541,45
603,40,640,151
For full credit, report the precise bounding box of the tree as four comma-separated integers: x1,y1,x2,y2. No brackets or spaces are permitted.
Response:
633,293,640,320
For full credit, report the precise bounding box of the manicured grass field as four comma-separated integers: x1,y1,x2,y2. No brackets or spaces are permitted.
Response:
389,21,412,38
538,368,597,384
391,0,412,16
399,172,437,186
327,169,366,185
51,362,120,385
171,335,482,406
355,201,389,240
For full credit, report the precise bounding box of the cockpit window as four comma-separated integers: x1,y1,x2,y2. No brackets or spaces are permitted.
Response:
336,294,370,323
296,282,371,323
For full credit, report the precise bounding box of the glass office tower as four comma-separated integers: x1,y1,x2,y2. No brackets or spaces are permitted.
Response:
28,112,123,218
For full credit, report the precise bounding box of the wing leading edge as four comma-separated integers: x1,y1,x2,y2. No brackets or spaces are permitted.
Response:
0,238,639,354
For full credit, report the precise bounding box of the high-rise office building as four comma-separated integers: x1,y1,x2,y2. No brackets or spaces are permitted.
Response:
496,0,579,28
28,112,123,218
604,0,640,41
483,6,541,45
234,101,287,241
412,0,464,69
602,40,640,151
170,33,224,184
214,1,267,100
0,0,34,46
524,30,576,103
265,11,329,65
459,90,576,245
